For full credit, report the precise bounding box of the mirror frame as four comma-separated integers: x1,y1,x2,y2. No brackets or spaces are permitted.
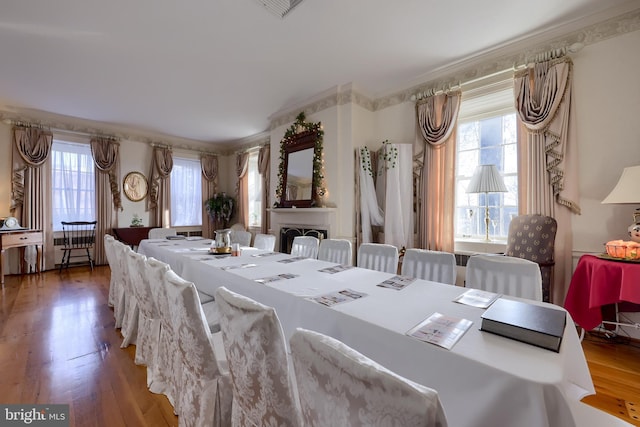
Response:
276,112,324,208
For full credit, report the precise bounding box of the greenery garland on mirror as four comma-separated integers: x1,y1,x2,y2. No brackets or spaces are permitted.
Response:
274,112,326,206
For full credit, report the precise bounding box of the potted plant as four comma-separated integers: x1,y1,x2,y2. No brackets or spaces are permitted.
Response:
204,193,235,229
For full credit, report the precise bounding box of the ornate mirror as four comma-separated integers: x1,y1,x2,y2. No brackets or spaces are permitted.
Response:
276,112,325,208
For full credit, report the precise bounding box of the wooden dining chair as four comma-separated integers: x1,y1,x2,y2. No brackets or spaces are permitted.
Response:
59,220,97,272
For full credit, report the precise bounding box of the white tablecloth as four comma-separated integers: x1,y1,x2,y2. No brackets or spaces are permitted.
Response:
139,238,595,427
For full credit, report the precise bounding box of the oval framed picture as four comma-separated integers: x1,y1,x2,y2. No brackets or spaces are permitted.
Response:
123,171,148,202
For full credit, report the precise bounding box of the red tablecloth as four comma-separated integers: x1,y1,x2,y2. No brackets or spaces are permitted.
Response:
564,254,640,330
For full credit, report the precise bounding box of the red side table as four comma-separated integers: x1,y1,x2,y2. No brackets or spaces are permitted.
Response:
564,254,640,331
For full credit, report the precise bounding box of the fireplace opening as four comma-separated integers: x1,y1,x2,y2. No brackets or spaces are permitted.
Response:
280,227,328,253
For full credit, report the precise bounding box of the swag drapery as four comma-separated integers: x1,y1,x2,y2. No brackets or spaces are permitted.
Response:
414,92,461,252
148,146,173,227
258,145,270,234
90,137,122,265
235,152,250,228
10,126,54,272
514,57,580,304
200,154,219,239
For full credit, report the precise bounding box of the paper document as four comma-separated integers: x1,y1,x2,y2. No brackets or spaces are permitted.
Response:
453,289,500,309
310,289,368,307
406,312,473,350
318,265,355,274
255,273,299,284
377,275,416,290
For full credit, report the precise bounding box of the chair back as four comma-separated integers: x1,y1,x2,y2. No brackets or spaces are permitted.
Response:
290,328,448,427
215,287,303,426
401,249,456,285
466,254,542,301
357,243,399,273
505,214,557,302
291,236,319,258
231,230,252,247
148,227,177,239
318,239,352,265
253,233,276,251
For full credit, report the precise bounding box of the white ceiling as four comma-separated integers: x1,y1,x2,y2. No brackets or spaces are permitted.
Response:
0,0,637,146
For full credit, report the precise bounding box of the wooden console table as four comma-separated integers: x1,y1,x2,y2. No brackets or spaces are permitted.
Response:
0,229,43,284
113,227,153,247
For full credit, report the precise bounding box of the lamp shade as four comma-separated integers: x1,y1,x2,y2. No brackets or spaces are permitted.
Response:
601,165,640,204
466,164,508,194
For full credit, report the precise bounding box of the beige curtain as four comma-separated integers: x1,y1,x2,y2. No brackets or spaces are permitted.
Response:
258,145,270,234
10,127,54,272
514,57,580,305
235,152,250,228
90,137,122,265
148,146,173,227
414,92,461,252
200,154,219,239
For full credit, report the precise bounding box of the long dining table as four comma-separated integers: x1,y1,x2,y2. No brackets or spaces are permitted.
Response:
138,237,595,427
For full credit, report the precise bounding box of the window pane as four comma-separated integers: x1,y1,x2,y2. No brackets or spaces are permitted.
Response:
455,112,518,240
247,151,262,227
170,157,202,226
51,140,96,231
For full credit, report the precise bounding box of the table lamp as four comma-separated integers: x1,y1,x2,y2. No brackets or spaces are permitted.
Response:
602,165,640,242
466,164,508,242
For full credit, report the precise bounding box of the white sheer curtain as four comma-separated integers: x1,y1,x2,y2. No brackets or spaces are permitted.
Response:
375,144,413,249
170,157,202,226
357,147,384,243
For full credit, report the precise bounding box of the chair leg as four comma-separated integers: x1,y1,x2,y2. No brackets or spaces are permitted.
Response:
59,250,68,273
86,248,94,271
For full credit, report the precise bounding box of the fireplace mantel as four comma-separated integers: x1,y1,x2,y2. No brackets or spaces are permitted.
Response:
268,207,337,250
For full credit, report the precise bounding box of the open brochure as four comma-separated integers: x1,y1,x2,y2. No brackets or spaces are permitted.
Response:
255,273,299,284
309,289,368,307
278,256,308,264
318,264,355,274
377,275,416,290
252,252,280,258
220,263,257,271
453,289,500,309
406,312,473,350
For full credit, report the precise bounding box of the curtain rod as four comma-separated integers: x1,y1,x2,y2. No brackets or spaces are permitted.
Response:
412,42,584,101
5,119,48,130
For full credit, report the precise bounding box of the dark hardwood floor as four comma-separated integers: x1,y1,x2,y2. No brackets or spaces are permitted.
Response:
0,266,638,426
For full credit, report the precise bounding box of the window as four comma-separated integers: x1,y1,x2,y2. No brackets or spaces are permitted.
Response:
455,85,518,241
51,140,96,231
247,151,262,227
170,157,202,226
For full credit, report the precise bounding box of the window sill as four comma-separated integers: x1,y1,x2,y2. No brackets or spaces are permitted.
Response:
454,239,506,255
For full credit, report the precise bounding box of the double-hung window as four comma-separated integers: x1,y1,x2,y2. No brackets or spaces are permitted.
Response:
51,140,96,231
455,83,518,241
170,156,202,227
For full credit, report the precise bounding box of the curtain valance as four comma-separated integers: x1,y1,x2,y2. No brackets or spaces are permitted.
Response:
90,137,122,211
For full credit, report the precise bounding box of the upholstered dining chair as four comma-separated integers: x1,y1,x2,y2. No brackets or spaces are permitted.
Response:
357,243,399,274
252,233,276,251
290,328,448,427
148,227,177,239
466,254,543,301
119,244,139,348
401,249,457,285
109,239,130,329
215,286,303,427
505,214,557,302
290,236,319,258
103,234,119,309
318,239,353,265
231,230,252,247
164,270,232,426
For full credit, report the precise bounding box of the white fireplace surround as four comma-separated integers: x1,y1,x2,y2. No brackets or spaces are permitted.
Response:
268,208,337,251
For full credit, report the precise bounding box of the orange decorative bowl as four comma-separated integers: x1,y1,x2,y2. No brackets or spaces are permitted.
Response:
605,240,640,260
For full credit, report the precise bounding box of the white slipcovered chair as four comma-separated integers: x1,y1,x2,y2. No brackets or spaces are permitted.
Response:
401,249,457,285
231,230,252,247
118,243,139,347
215,286,303,426
290,236,319,258
164,269,232,426
252,233,276,251
357,243,399,274
568,401,633,426
465,254,543,301
290,328,448,427
318,238,352,265
103,234,119,308
148,227,178,239
109,239,130,329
